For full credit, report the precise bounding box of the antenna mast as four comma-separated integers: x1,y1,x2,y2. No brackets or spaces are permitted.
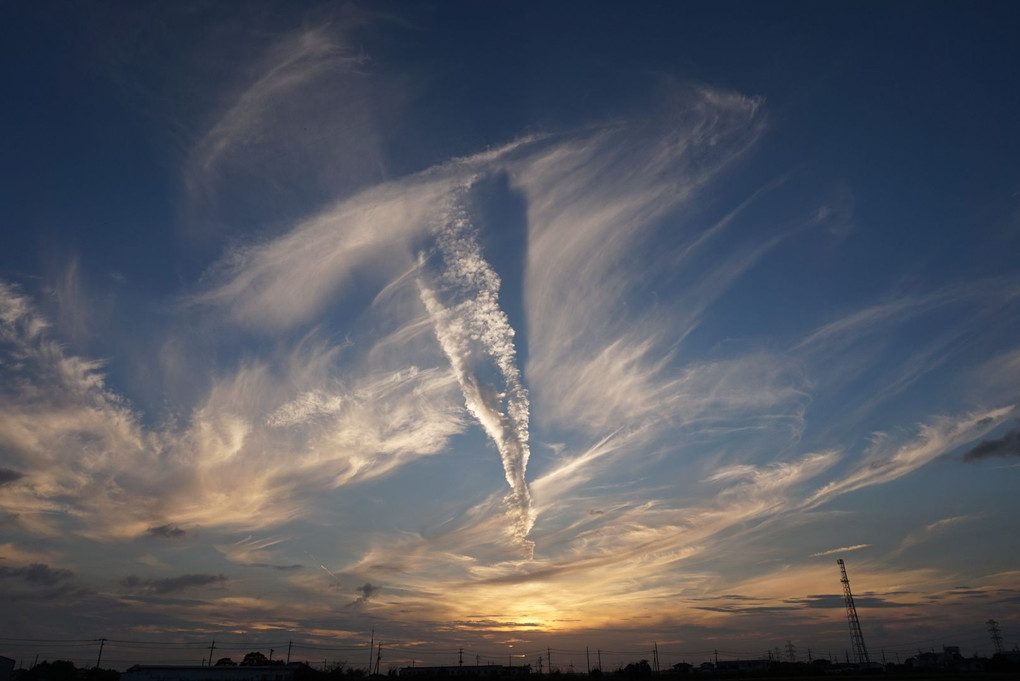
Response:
837,559,870,665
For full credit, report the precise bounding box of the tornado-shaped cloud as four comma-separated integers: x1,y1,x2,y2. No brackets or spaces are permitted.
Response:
417,196,534,553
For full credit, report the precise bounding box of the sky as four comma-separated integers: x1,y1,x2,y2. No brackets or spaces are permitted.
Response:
1,0,1020,671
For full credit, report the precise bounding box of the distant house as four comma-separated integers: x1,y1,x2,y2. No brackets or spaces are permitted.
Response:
714,660,769,673
122,664,303,681
399,665,529,677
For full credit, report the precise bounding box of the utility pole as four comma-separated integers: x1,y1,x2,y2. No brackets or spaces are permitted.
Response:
367,630,374,673
287,641,292,664
270,649,274,663
375,643,381,675
586,648,590,674
598,649,602,671
459,648,463,667
95,638,106,669
208,641,216,666
653,642,659,673
837,559,870,665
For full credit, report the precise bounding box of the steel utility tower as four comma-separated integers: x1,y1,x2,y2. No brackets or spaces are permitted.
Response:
837,559,870,665
987,619,1005,655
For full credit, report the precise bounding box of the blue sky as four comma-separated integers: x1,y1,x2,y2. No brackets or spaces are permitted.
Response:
1,0,1019,669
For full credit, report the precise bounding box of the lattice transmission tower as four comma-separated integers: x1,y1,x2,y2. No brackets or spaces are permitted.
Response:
837,559,870,665
987,619,1005,655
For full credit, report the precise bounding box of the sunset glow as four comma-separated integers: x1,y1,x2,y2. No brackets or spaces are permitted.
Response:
1,1,1019,671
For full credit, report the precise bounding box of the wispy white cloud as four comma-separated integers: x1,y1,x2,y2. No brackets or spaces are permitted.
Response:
795,278,1020,353
193,176,454,329
899,515,975,551
181,18,393,236
0,281,153,538
192,26,361,175
0,278,473,539
804,406,1015,509
967,346,1020,404
811,544,870,558
510,88,779,440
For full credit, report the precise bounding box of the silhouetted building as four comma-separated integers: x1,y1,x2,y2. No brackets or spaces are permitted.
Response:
123,665,302,681
714,660,769,673
399,665,528,677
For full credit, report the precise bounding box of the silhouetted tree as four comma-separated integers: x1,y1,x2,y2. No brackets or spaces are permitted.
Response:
86,666,120,681
216,658,238,667
620,660,651,678
242,652,269,666
27,660,77,681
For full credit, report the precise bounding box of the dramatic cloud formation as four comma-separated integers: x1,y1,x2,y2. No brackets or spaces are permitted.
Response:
2,3,1019,666
417,195,535,550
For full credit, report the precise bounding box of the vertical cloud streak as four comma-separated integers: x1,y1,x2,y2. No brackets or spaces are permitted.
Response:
417,193,534,553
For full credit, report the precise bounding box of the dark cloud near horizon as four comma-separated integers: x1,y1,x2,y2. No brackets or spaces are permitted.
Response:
121,573,227,594
0,467,24,486
787,594,904,609
0,563,87,602
693,604,799,614
0,562,75,586
2,584,92,602
719,594,763,601
146,524,186,539
995,593,1020,606
451,617,547,630
963,427,1020,461
249,562,304,571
